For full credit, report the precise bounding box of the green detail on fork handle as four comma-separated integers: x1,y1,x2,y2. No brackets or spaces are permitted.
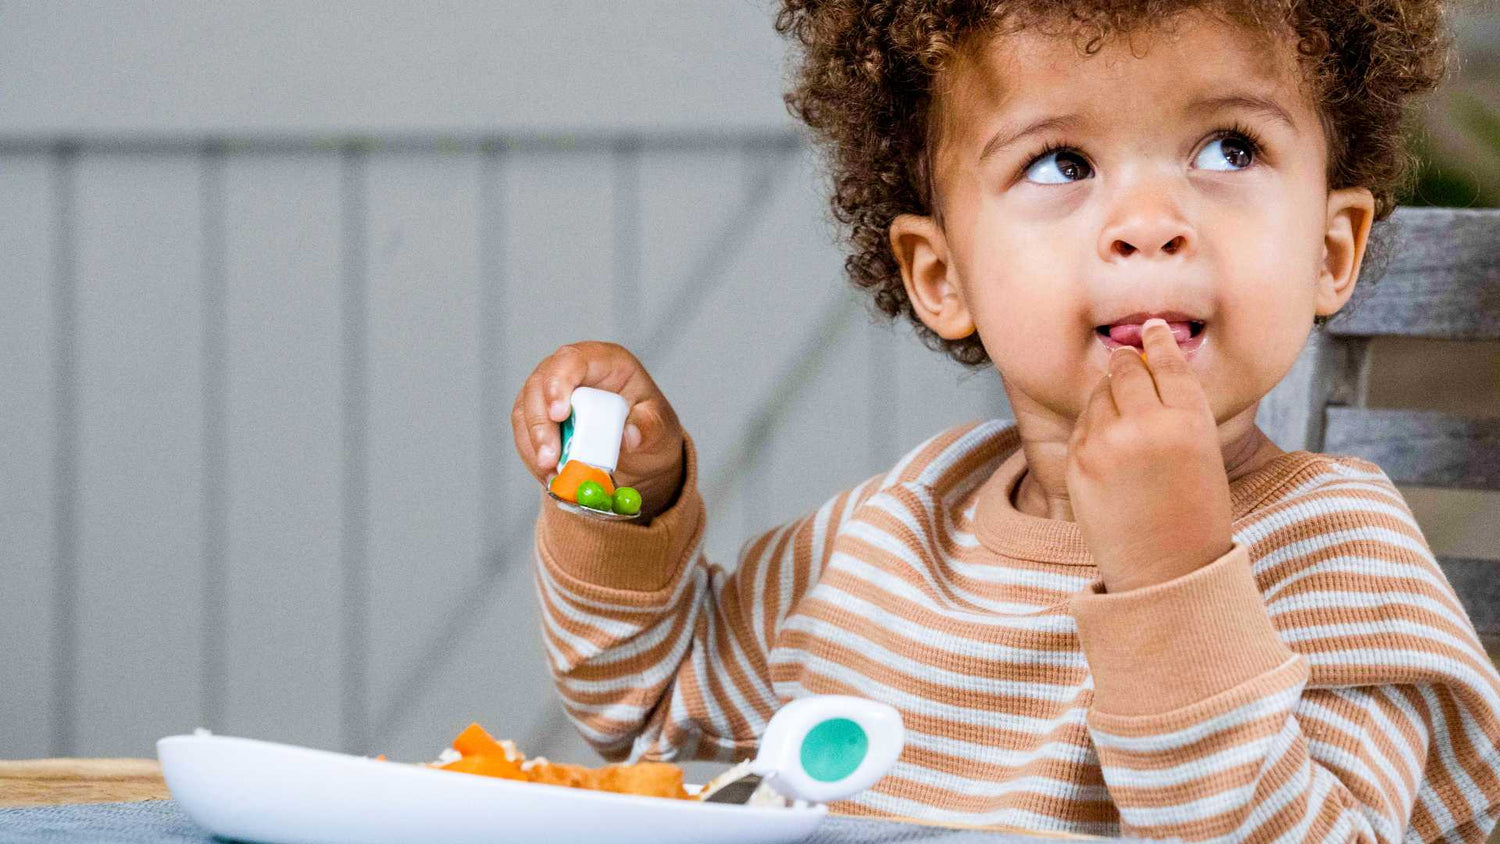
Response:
558,412,575,468
800,718,868,782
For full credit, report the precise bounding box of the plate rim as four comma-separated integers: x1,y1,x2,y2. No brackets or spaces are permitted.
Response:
156,733,827,819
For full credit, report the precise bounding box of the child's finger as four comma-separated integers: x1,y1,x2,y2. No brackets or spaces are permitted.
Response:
511,399,548,483
1105,346,1159,411
1080,369,1119,435
623,400,671,453
1139,319,1199,408
523,345,614,470
520,372,565,470
540,346,592,419
552,342,655,398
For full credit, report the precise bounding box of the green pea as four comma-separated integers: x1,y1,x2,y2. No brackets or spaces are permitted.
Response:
576,481,610,511
612,487,642,515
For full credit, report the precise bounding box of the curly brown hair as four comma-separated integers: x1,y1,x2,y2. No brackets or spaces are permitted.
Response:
775,0,1459,366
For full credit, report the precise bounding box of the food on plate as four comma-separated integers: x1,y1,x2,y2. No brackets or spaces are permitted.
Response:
430,722,692,800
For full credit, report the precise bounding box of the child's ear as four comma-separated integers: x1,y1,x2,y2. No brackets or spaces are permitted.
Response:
1315,187,1376,318
888,214,976,340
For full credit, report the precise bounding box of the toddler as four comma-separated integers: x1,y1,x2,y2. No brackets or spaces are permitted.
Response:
510,1,1500,840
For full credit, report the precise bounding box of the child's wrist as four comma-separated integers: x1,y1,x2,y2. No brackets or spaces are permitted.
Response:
1099,539,1234,593
630,452,687,524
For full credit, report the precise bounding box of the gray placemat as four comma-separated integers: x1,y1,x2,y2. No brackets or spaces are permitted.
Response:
0,799,1098,843
0,801,209,842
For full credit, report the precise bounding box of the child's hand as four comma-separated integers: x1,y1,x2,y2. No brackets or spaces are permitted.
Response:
512,342,686,522
1065,318,1234,593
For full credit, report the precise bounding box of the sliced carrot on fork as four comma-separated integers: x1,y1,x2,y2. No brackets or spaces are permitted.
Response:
548,460,615,502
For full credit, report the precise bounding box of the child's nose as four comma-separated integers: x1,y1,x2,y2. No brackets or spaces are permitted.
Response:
1098,196,1196,261
1109,233,1188,259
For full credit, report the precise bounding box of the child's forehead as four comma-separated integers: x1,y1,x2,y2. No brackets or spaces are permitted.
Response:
932,10,1318,153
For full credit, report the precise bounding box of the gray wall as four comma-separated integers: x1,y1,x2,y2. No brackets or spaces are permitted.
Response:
2,2,1495,779
0,2,1005,774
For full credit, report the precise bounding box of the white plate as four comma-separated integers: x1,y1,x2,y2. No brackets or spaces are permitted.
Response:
157,734,827,844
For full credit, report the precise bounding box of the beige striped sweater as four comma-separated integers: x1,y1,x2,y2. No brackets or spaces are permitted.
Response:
534,419,1500,842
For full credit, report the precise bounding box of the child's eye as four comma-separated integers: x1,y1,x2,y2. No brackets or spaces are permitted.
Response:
1022,147,1093,185
1194,132,1259,171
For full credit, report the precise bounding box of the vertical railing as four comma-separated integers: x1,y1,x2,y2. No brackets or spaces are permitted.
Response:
48,144,81,758
198,143,229,738
338,144,372,754
9,131,897,756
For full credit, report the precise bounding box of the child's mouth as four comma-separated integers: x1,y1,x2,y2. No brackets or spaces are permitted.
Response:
1095,319,1206,353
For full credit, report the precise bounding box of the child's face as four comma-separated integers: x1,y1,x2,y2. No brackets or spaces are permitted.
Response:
891,11,1374,432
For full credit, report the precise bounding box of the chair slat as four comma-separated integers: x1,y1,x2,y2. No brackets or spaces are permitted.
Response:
1437,556,1500,638
1322,407,1500,490
1328,207,1500,340
1257,332,1371,452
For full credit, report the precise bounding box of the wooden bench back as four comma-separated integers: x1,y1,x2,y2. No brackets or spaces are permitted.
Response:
1257,207,1500,641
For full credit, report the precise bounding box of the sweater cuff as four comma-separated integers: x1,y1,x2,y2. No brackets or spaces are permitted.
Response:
537,434,705,594
1070,543,1296,717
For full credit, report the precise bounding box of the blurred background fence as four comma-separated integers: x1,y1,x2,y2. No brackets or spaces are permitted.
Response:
1,1,1495,779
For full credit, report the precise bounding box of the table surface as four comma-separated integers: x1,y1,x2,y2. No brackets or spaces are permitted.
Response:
0,758,1118,843
0,799,1130,844
0,759,171,808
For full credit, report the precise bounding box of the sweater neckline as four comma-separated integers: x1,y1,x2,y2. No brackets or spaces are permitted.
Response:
968,425,1331,565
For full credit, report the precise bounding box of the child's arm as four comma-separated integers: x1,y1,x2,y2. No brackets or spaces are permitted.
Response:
1067,321,1500,842
1070,475,1500,844
533,433,887,763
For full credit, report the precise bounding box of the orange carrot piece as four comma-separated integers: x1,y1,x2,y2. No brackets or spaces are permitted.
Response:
451,722,507,759
548,460,615,502
439,753,524,780
439,755,488,774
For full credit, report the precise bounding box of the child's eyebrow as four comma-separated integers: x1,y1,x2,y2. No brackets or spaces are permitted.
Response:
976,91,1298,163
977,114,1086,163
1182,93,1300,135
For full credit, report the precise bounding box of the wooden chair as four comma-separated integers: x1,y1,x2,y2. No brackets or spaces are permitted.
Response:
1257,207,1500,656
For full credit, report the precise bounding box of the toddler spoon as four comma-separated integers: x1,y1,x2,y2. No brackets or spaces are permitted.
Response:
700,695,904,806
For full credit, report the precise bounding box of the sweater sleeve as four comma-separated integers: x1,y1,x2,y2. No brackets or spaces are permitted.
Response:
533,433,886,763
1070,460,1500,844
